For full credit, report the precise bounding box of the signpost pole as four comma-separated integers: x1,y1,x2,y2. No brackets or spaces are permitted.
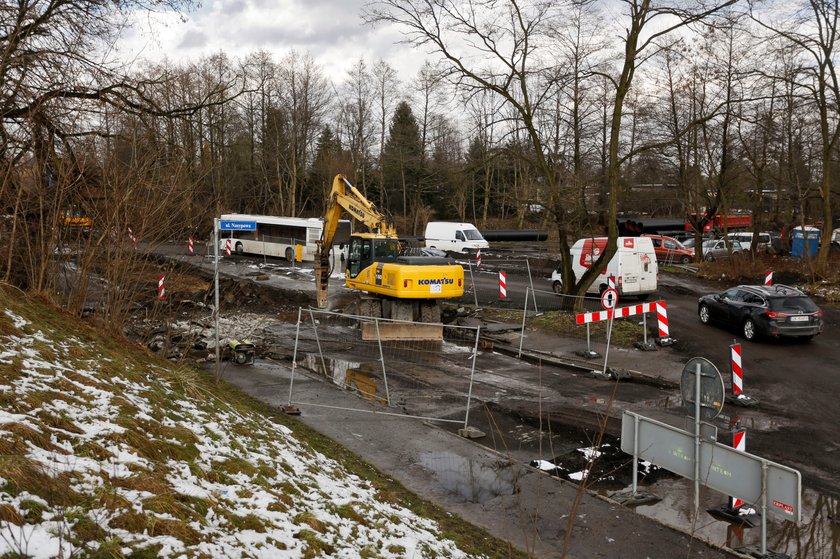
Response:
214,218,221,382
600,288,618,377
602,309,614,377
761,461,768,556
694,361,702,513
632,414,639,495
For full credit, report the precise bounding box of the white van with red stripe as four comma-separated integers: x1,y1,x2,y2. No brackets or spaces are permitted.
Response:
551,236,658,299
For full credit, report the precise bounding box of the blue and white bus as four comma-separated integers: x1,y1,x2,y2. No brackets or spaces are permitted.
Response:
219,214,351,263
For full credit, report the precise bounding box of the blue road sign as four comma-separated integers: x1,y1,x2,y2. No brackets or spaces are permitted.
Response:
219,220,257,231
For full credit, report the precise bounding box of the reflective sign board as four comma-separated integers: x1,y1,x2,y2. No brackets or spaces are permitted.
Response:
621,411,800,522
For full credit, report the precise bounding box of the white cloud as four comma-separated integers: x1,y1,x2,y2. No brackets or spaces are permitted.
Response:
121,0,428,84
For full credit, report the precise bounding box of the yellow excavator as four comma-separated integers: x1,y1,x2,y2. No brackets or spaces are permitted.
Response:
315,175,464,338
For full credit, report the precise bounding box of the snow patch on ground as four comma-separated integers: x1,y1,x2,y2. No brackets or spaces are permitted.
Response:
0,309,480,558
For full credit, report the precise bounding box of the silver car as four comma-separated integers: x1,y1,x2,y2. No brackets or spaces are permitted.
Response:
701,239,743,261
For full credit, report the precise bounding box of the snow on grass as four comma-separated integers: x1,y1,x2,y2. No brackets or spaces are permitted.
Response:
0,304,481,558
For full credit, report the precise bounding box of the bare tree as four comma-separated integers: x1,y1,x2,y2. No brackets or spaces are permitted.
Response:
372,59,401,207
750,0,840,271
337,58,376,195
275,50,331,216
366,0,735,309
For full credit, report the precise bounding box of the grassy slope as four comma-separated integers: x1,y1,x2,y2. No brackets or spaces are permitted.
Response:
0,286,529,559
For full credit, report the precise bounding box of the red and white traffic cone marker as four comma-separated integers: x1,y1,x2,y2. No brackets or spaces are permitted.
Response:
499,271,506,299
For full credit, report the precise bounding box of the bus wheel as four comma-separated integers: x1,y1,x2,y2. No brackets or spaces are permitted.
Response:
235,242,244,255
285,247,294,261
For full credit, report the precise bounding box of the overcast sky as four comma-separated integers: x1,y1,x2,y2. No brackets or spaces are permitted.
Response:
122,0,427,85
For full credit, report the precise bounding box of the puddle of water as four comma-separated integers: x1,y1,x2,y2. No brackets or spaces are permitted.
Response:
420,451,517,504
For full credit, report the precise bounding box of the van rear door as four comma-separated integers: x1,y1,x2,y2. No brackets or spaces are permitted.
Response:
617,238,657,296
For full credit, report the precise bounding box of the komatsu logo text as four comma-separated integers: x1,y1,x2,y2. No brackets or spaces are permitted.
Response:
419,278,454,285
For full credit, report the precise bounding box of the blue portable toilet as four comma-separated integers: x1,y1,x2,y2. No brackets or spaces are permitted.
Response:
791,226,820,258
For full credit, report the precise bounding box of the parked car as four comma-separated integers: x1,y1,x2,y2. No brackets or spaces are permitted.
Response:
725,231,774,253
642,234,694,264
697,284,823,341
701,239,743,261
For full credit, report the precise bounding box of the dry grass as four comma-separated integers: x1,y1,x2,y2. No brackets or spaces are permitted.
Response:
0,284,533,559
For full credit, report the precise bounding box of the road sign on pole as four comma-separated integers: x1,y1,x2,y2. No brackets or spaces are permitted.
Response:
601,288,618,310
219,220,257,231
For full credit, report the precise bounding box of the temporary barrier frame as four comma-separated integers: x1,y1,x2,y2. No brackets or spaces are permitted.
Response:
286,308,483,434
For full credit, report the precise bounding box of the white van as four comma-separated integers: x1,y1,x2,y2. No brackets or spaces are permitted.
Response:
424,221,489,253
551,236,658,299
726,231,773,253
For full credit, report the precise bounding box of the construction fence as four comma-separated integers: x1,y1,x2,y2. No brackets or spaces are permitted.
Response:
286,308,483,431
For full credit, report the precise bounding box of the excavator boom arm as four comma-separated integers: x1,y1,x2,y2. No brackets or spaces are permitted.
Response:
316,174,396,308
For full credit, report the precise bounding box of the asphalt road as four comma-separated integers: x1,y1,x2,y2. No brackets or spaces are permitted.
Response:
462,259,840,499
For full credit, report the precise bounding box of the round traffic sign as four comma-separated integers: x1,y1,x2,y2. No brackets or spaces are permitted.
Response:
601,288,618,310
680,357,725,421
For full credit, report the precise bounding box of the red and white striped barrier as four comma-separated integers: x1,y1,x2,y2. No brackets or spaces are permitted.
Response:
225,238,232,257
731,343,743,395
127,226,137,248
730,430,746,509
608,275,616,290
499,271,506,299
576,300,662,324
476,248,482,269
577,300,674,347
764,270,773,286
188,237,194,255
157,275,165,300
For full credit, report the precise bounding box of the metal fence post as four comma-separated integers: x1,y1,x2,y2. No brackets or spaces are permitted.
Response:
287,308,303,405
308,309,328,379
525,258,538,314
467,261,479,308
374,318,392,406
463,325,481,431
519,287,529,358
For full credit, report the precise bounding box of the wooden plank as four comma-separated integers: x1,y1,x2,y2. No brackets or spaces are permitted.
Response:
360,322,443,341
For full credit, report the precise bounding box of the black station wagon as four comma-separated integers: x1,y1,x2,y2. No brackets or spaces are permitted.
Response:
698,284,823,342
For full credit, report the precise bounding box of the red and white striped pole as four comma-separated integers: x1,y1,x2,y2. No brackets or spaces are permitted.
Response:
476,248,482,269
731,342,743,396
608,275,616,291
225,238,232,257
729,429,747,510
652,300,675,346
764,270,773,286
127,226,137,249
157,275,165,300
727,341,757,407
499,271,507,299
188,237,194,255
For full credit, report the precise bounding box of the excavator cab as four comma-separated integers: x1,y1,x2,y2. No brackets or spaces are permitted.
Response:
347,235,400,278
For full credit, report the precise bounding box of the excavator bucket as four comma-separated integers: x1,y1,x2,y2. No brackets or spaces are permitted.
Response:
314,248,329,309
